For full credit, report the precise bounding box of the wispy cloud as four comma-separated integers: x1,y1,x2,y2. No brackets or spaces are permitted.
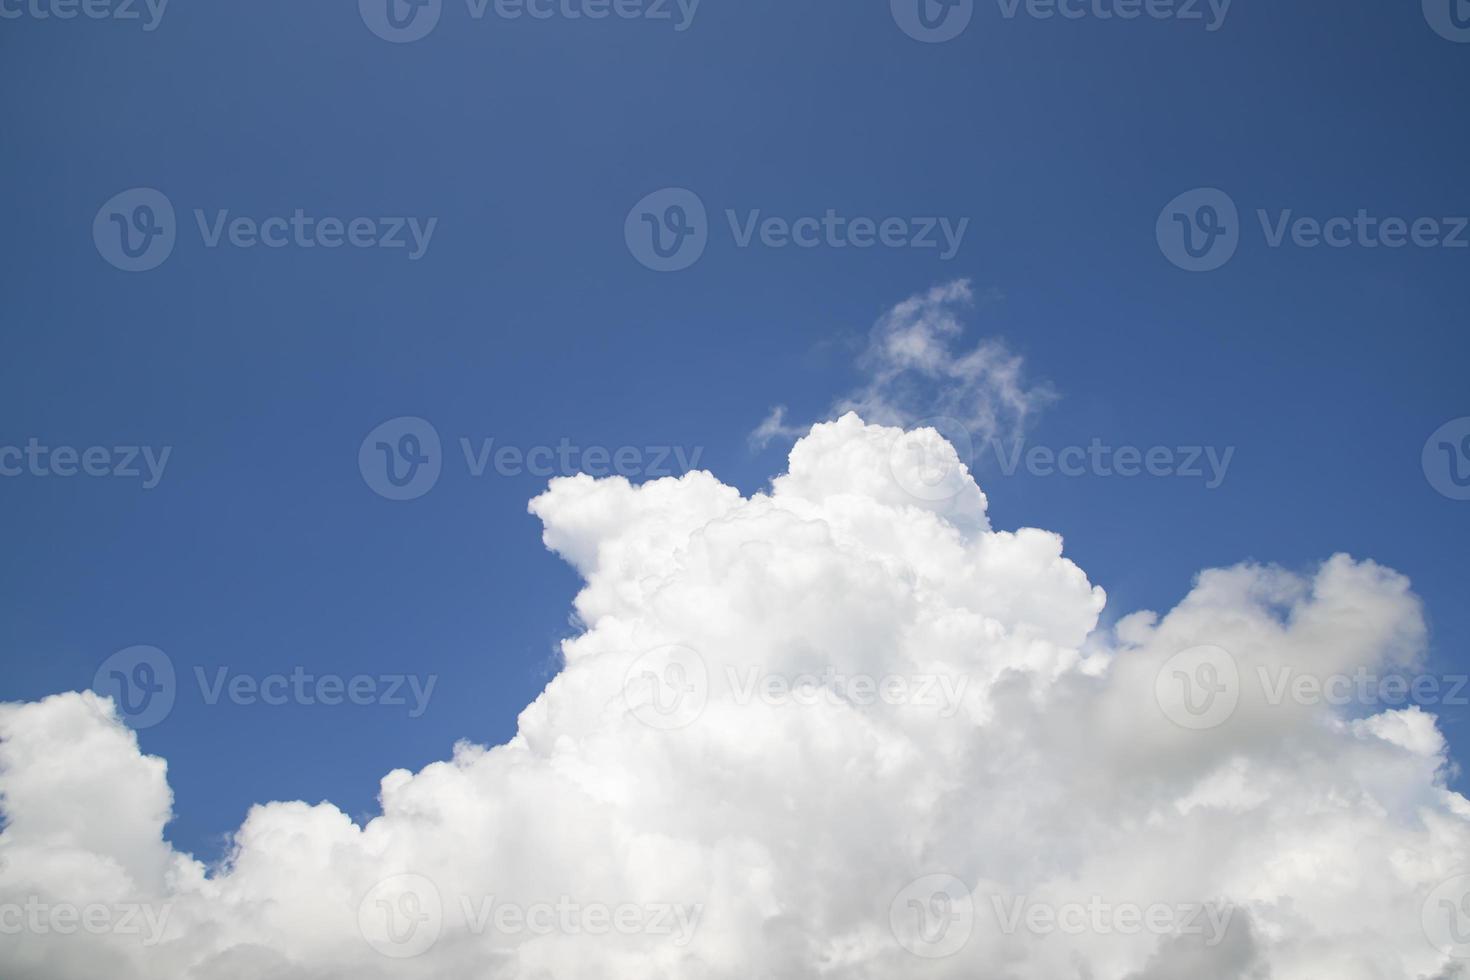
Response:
748,405,807,451
752,279,1053,453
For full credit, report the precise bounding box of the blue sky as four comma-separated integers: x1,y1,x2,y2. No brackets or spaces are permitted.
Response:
2,0,1468,862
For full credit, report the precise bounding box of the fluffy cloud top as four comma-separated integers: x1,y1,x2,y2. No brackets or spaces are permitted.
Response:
2,413,1468,979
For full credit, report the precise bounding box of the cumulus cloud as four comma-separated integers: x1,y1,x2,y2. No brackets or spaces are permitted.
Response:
2,413,1469,979
751,280,1053,452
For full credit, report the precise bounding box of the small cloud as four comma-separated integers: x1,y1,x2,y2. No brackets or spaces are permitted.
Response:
748,405,806,451
751,279,1053,452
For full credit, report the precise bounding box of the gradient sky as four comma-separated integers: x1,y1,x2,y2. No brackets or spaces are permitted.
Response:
1,0,1467,860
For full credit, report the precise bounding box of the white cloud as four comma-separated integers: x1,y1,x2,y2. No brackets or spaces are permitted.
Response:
753,280,1053,452
2,413,1468,979
747,405,804,452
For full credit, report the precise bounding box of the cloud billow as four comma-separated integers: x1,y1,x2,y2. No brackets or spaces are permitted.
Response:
1,413,1466,979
